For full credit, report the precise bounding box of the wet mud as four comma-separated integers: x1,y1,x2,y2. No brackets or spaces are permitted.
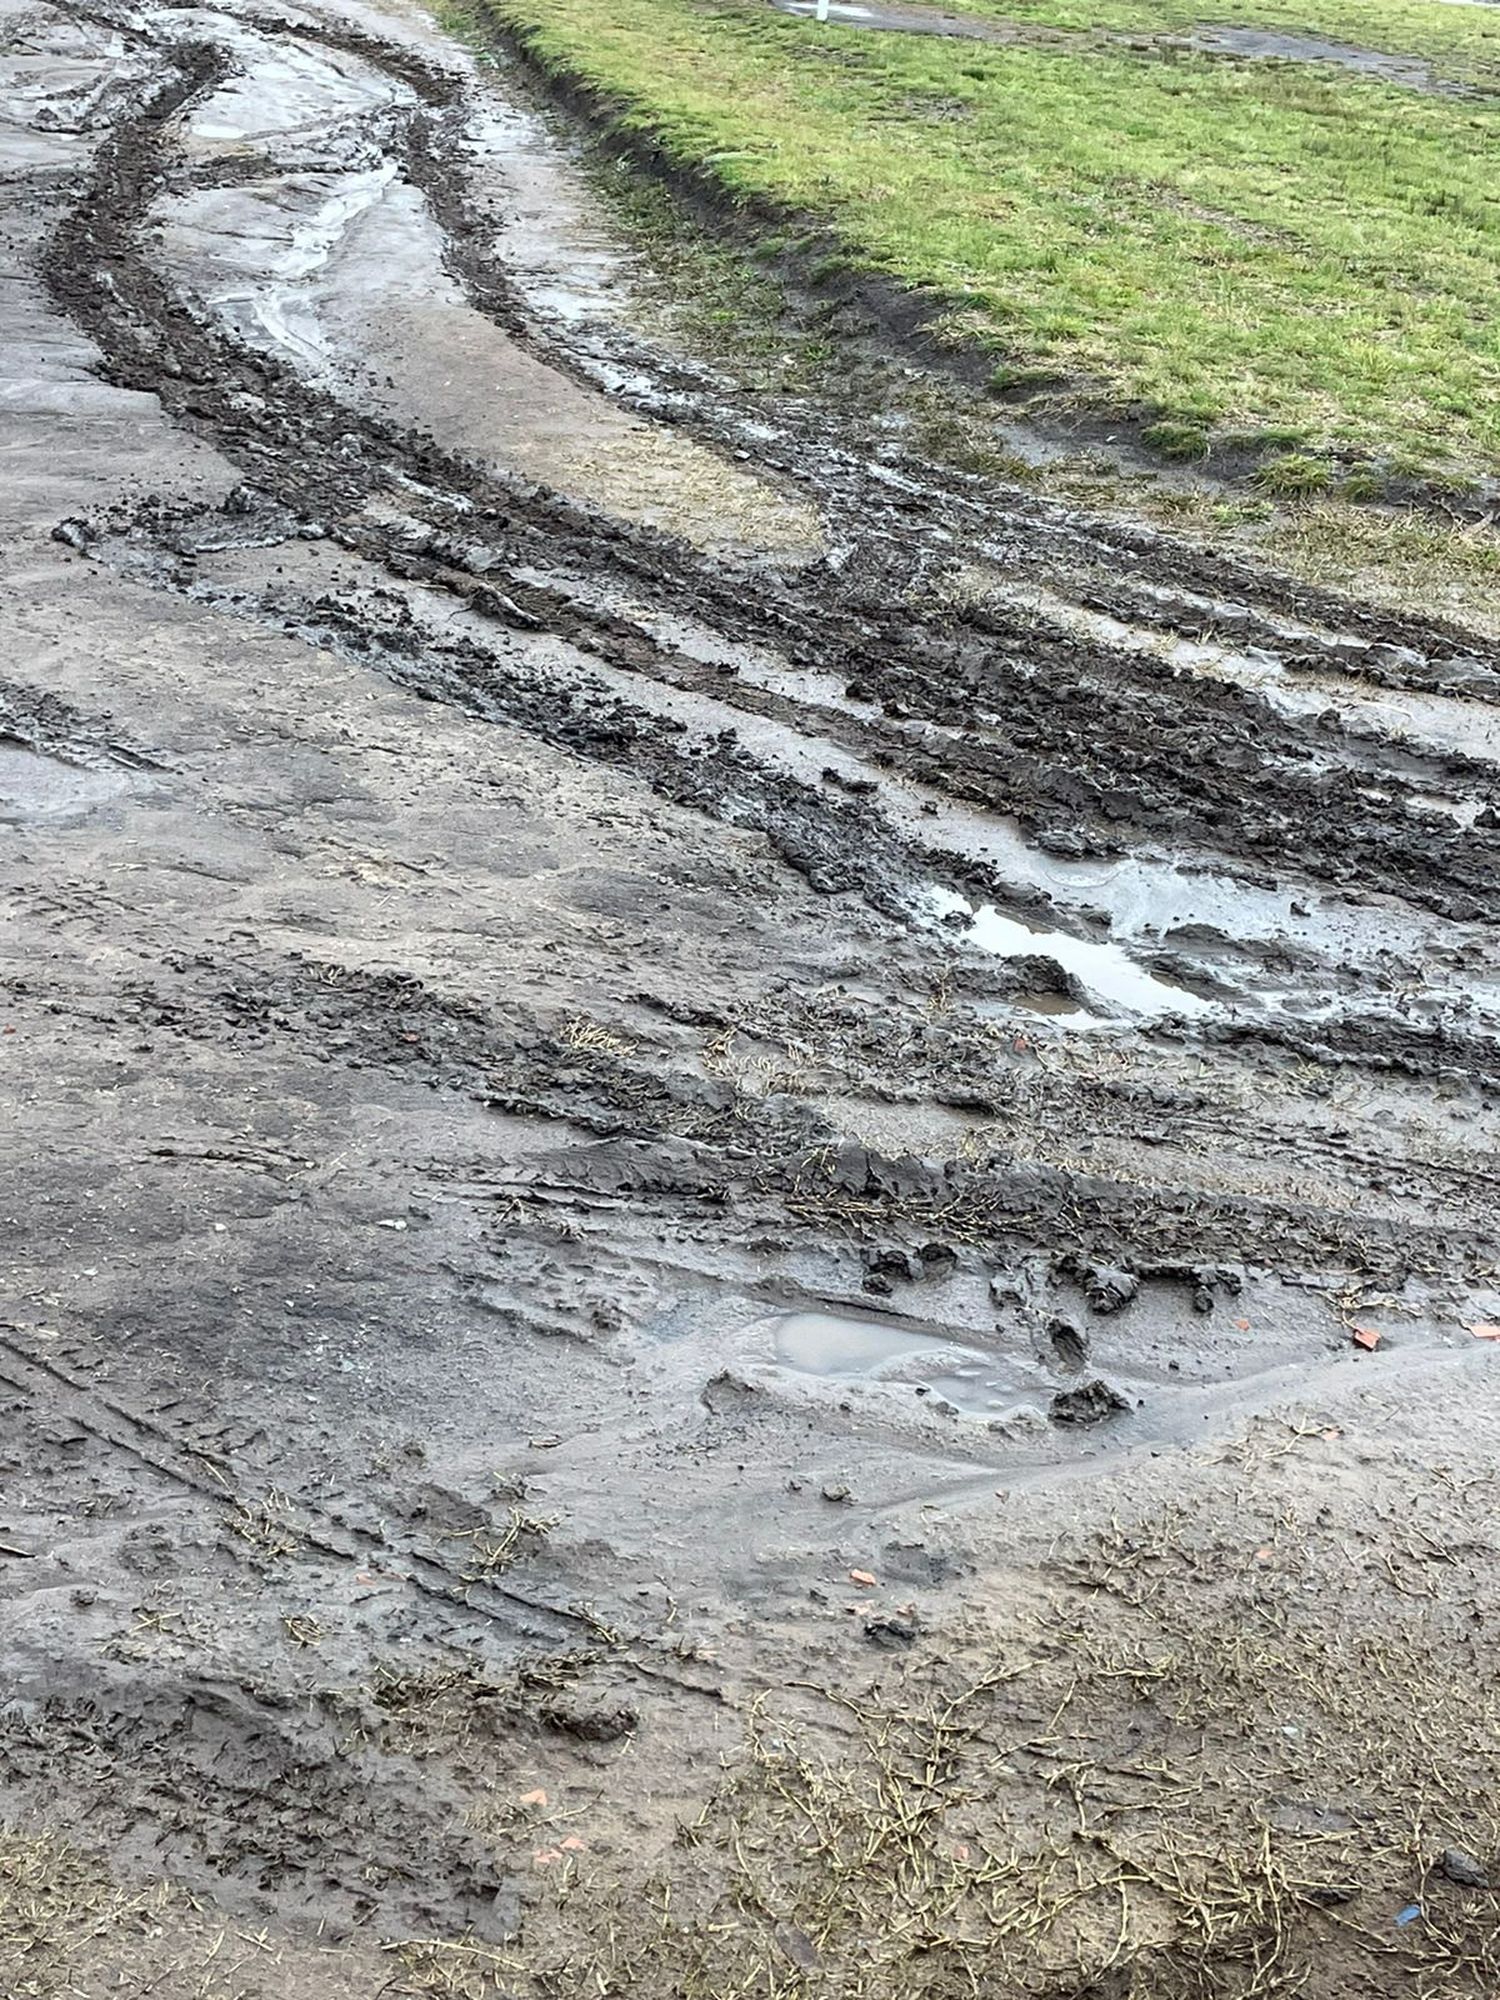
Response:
2,0,1500,1984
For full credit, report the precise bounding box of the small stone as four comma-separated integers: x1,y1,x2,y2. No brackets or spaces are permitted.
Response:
864,1614,919,1648
1048,1318,1089,1372
821,1481,851,1503
1439,1847,1490,1889
985,1403,1048,1435
863,1246,918,1285
1036,826,1088,857
1196,1261,1244,1296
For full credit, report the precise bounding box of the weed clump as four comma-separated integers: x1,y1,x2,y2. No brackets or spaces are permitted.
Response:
1254,450,1333,498
1144,418,1212,460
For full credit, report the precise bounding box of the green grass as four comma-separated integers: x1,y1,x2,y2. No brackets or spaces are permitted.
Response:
477,0,1500,486
918,0,1500,83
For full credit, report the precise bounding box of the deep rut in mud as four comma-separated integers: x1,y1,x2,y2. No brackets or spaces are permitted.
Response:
3,0,1500,1978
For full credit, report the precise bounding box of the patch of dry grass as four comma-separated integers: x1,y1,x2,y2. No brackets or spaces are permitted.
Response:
411,1482,1499,1999
386,1936,528,1998
9,1474,1495,2000
1090,481,1500,635
0,1832,378,1998
0,1833,172,1999
1257,501,1500,636
447,1505,558,1587
561,1015,632,1058
223,1489,301,1564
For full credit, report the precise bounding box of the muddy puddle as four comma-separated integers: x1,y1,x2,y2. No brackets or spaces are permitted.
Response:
184,38,399,141
176,520,1500,1038
927,887,1209,1018
461,568,1500,1028
0,742,129,816
996,577,1500,775
743,1297,1430,1465
315,560,1241,1021
1186,26,1478,96
1010,986,1084,1016
458,99,636,338
763,1307,1043,1418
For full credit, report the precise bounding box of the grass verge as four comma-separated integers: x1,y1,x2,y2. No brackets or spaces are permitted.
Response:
439,27,1500,632
467,0,1500,498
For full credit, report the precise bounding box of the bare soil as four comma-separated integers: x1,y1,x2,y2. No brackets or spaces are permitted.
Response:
0,1,1498,1993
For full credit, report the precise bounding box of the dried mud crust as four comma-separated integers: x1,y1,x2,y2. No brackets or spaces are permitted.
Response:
2,1,1500,1995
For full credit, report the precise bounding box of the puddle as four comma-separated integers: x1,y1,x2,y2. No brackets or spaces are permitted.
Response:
773,0,1027,42
417,566,1500,1021
602,588,1486,992
461,101,634,333
211,165,398,363
512,574,1316,960
0,744,128,818
0,47,144,137
1014,988,1084,1016
775,1309,947,1374
783,1,884,19
178,21,406,144
928,886,1213,1019
1188,27,1474,97
767,1308,1032,1416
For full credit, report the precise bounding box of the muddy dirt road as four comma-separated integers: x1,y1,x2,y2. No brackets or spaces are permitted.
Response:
2,0,1499,1991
